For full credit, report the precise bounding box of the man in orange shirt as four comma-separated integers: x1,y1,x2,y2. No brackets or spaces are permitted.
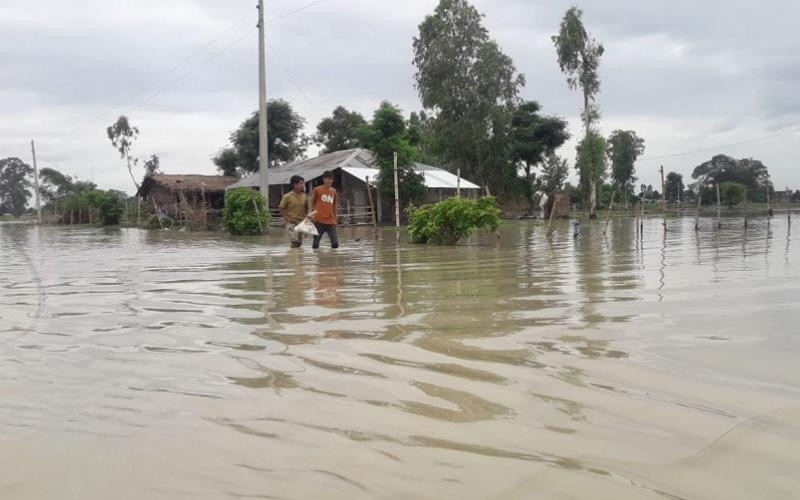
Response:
310,170,339,249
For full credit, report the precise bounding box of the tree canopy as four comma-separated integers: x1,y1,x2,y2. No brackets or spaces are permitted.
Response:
664,171,684,202
691,154,772,202
413,0,525,193
355,101,426,207
314,106,367,153
214,99,308,177
0,157,33,216
607,130,645,189
552,7,604,134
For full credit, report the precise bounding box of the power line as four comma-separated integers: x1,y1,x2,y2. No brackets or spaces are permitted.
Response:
59,7,258,142
269,41,323,119
58,0,330,144
639,127,800,162
266,0,328,24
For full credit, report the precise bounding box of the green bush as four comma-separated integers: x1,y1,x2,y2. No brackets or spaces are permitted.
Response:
86,189,124,225
223,188,269,235
408,196,502,245
720,181,747,208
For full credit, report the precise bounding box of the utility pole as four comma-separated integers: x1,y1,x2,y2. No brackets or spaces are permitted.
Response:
456,168,461,198
257,0,269,216
660,165,666,230
393,152,400,231
30,140,41,223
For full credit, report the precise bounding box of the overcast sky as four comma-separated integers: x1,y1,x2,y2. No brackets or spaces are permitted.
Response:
2,0,798,195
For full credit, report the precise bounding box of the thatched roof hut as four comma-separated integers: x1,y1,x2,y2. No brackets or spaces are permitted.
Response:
136,174,239,225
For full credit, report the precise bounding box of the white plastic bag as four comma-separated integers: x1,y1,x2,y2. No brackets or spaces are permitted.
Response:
295,218,318,236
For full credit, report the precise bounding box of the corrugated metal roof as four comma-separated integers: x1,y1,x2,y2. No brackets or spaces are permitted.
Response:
226,148,480,190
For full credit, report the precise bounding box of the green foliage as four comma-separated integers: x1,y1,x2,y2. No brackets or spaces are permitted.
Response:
356,101,427,206
607,130,645,190
511,101,570,206
665,172,684,202
576,130,607,217
314,106,367,153
541,153,569,194
223,188,268,235
408,196,502,245
86,189,124,225
552,6,604,132
143,154,160,176
0,157,33,216
692,154,772,202
576,131,607,184
720,181,747,208
413,0,524,193
107,115,141,190
214,99,308,176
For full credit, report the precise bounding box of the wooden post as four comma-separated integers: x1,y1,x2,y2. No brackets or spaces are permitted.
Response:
767,190,772,217
716,183,721,228
201,186,207,229
30,140,42,223
137,197,141,227
365,175,378,235
393,151,400,231
744,187,748,228
546,193,559,236
640,198,644,238
252,197,264,234
603,189,616,235
660,165,667,230
456,168,461,198
694,185,703,231
152,197,165,229
787,187,792,224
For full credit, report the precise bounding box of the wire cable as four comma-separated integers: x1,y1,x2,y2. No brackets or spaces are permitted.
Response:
58,0,331,144
269,41,323,119
59,7,258,142
639,127,800,162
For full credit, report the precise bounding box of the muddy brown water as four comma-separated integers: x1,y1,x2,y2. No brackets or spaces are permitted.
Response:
1,217,799,499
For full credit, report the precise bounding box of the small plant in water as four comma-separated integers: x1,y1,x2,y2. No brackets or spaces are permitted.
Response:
223,188,269,235
408,196,502,245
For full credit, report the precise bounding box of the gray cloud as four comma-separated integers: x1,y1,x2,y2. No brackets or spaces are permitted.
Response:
1,0,798,194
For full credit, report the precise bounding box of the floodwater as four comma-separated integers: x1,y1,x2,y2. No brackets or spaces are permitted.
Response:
1,217,798,500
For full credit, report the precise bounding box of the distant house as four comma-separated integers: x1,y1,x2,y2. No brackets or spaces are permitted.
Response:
226,148,480,222
136,174,239,225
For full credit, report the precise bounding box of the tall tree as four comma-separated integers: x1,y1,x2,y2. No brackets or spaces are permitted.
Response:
575,130,607,216
541,153,569,194
510,101,570,211
107,115,140,190
607,130,645,208
552,7,604,138
143,154,160,176
691,154,772,202
0,157,33,216
314,106,367,153
664,171,684,202
355,101,426,208
413,0,525,193
213,99,308,176
552,7,604,216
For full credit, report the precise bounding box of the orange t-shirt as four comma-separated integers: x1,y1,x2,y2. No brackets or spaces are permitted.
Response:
312,186,337,225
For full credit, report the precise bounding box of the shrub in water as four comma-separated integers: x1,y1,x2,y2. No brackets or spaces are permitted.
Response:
408,196,502,245
86,189,124,225
223,188,269,235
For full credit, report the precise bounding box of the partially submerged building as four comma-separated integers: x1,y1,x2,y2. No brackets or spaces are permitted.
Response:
226,148,480,223
136,174,239,226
